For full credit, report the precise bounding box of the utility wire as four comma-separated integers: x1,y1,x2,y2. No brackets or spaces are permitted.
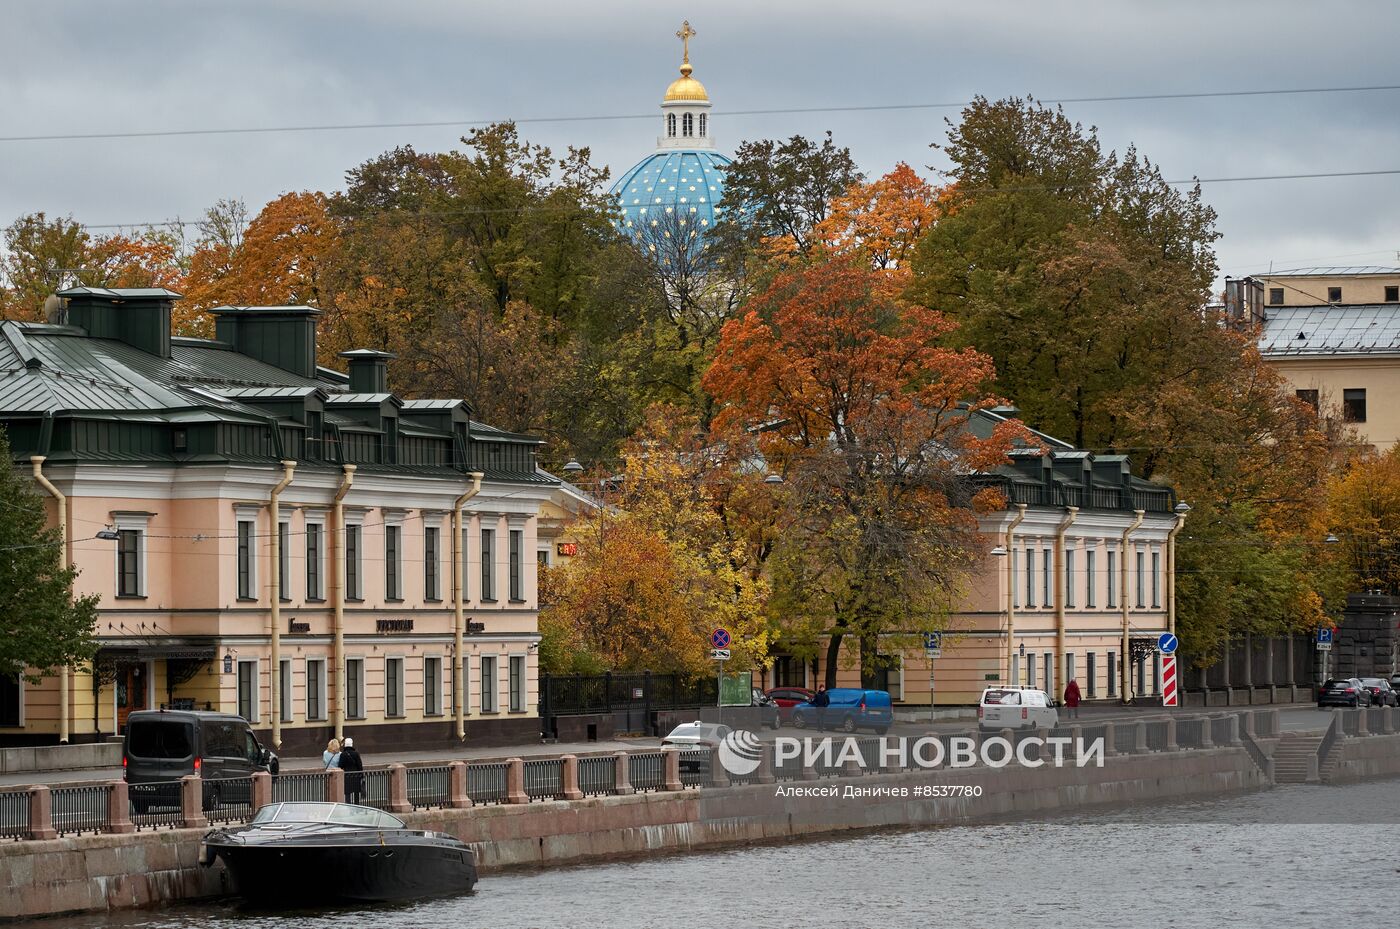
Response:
4,82,1400,144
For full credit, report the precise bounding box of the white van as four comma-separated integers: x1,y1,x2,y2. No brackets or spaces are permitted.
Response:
978,687,1058,731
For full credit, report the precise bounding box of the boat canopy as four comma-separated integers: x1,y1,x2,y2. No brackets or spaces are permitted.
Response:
250,801,406,829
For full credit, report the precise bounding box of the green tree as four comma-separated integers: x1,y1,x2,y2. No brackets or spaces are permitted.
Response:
0,429,99,677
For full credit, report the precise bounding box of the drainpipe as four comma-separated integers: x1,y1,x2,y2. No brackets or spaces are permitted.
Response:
1053,506,1079,700
452,472,485,741
1120,509,1145,703
331,464,356,741
1003,504,1028,686
268,460,296,750
1166,510,1186,637
30,457,71,744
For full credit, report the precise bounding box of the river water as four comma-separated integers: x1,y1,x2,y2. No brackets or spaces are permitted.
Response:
37,780,1400,929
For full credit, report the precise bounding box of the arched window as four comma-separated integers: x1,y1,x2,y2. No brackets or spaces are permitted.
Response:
682,113,694,137
699,114,707,137
667,113,676,137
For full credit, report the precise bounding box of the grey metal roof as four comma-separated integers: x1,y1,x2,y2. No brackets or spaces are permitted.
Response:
56,286,184,299
401,399,466,410
325,392,399,405
1260,304,1400,355
1254,267,1400,277
222,385,328,400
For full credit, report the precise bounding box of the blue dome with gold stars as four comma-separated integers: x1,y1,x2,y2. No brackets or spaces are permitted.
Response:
611,149,732,238
611,21,731,246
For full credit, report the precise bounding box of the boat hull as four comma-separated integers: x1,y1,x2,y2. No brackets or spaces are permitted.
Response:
209,838,477,905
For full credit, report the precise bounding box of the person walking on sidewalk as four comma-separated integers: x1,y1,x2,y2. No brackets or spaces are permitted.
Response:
322,738,341,770
1063,679,1082,719
812,685,831,733
338,737,365,804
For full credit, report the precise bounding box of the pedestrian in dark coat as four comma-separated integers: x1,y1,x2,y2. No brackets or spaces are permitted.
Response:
812,685,831,733
1063,679,1082,719
337,737,366,804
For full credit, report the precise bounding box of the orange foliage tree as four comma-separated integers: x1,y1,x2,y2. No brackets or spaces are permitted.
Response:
703,257,1024,686
811,162,944,275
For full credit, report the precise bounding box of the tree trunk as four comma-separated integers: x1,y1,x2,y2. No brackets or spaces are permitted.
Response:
824,633,842,689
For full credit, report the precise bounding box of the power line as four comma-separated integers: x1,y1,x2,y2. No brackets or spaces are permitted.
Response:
4,83,1400,145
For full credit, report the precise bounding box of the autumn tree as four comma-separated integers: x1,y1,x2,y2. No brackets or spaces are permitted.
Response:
810,162,943,275
704,257,1022,686
1323,445,1400,596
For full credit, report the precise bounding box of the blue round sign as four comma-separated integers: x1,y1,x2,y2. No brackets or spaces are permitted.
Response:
711,628,731,649
1157,633,1178,655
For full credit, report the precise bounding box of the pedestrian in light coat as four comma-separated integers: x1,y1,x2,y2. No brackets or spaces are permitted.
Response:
323,738,341,769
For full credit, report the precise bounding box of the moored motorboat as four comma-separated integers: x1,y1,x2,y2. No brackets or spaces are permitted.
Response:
202,801,476,905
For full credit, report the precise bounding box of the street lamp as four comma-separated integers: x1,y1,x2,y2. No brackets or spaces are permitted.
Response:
1325,533,1340,545
561,460,584,475
763,473,784,485
1174,501,1192,515
989,545,1008,557
95,528,120,541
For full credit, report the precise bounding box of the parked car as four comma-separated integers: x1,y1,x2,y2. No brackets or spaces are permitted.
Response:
661,721,733,771
978,687,1059,731
1317,678,1373,708
790,689,893,734
1388,672,1400,692
751,689,782,729
765,687,815,724
123,709,277,812
1358,678,1398,707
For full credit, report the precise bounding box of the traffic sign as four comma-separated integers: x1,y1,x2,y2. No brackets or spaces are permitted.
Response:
1316,626,1334,645
923,632,942,650
1316,641,1332,652
1162,654,1179,707
925,647,942,660
711,628,731,649
1157,632,1178,655
709,648,731,661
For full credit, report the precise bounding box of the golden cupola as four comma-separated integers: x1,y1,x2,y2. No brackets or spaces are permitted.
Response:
654,21,716,152
664,61,709,103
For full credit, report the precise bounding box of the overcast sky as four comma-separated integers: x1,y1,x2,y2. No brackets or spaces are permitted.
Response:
4,1,1399,286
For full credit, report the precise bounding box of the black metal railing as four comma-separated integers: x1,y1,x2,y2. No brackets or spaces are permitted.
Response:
1144,719,1170,751
540,671,719,722
1210,715,1236,745
407,766,452,810
1175,717,1204,749
130,780,184,830
466,762,508,805
678,750,711,787
0,790,30,840
629,752,665,791
523,759,564,801
350,769,391,809
1113,723,1138,755
52,783,110,836
578,755,618,796
271,771,327,804
203,776,253,824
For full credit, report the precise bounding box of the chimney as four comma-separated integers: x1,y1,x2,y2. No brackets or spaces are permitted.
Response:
59,287,179,358
339,349,395,393
210,306,321,379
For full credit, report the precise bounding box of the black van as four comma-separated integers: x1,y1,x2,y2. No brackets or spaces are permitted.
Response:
123,709,278,811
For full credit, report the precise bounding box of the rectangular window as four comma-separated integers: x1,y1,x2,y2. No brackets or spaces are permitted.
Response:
480,656,498,712
1064,549,1075,608
424,527,440,601
1386,285,1399,303
1152,651,1162,696
117,529,143,597
481,528,496,601
1344,388,1366,423
424,657,443,716
237,660,258,722
1136,550,1146,608
1011,549,1020,608
1042,548,1053,608
1026,653,1036,691
279,659,293,722
1024,547,1036,608
345,525,361,599
1328,286,1342,303
1087,652,1097,698
306,523,323,600
1151,551,1162,608
385,525,401,599
1136,657,1146,697
1086,549,1096,608
278,521,291,600
1107,549,1118,608
509,655,525,712
1011,654,1020,688
1065,653,1075,691
346,658,365,719
509,529,523,601
385,657,404,718
237,519,255,599
306,659,325,721
1107,651,1118,698
1268,287,1284,305
1044,652,1053,693
1295,389,1319,410
457,658,469,716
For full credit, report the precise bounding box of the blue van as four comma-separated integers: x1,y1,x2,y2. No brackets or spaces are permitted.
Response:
790,689,894,734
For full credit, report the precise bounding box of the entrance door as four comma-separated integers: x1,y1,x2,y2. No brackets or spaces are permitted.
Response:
116,666,148,732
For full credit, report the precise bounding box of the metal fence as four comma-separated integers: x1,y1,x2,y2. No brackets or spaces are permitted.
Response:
679,750,711,787
1366,707,1388,734
466,762,508,805
1144,719,1170,752
773,749,803,782
578,755,618,796
203,776,253,825
1210,715,1236,745
1251,710,1280,739
52,783,110,836
130,781,184,831
523,759,564,801
1175,717,1204,749
1113,723,1138,755
271,771,327,804
629,752,665,791
407,766,452,810
0,790,29,840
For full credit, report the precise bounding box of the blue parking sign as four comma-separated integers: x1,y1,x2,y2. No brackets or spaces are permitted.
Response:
1317,627,1334,645
923,632,942,650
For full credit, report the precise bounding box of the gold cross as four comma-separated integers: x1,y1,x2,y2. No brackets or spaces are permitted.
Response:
676,20,696,64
